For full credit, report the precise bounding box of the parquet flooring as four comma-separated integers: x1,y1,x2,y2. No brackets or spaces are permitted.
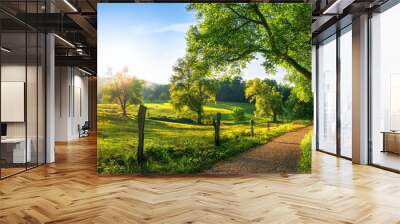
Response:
1,134,400,223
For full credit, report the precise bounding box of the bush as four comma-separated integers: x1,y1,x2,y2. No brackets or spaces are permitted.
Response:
232,107,245,122
298,130,312,173
149,116,195,124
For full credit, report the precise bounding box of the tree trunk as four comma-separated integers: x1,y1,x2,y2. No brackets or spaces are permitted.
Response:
122,104,127,116
273,112,277,123
250,119,254,137
197,110,202,124
137,105,147,165
213,113,221,146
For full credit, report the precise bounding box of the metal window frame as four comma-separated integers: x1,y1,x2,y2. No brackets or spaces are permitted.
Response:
315,0,400,172
315,23,353,162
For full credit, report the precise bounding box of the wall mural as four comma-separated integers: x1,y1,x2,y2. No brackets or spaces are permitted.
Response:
97,3,313,175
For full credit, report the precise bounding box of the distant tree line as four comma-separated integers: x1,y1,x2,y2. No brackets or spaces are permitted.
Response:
99,69,312,122
143,84,170,103
216,76,247,103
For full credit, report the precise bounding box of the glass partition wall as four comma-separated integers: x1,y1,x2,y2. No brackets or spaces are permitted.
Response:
316,26,353,159
370,3,400,171
0,3,46,179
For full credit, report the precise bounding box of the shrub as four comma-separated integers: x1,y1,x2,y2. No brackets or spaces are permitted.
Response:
298,130,312,173
149,116,195,124
232,107,245,122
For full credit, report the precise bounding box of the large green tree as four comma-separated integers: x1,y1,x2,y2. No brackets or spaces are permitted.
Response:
187,3,311,100
245,78,283,122
102,68,144,116
169,56,217,124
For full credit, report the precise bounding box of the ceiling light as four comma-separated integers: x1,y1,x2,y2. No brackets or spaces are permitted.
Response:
322,0,354,15
63,0,78,12
1,47,11,53
78,68,92,76
54,34,75,48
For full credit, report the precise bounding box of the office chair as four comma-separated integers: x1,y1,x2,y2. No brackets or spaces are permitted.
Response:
79,121,90,138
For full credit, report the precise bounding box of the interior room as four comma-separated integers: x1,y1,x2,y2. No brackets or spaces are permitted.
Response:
1,0,400,223
0,0,97,179
370,2,400,171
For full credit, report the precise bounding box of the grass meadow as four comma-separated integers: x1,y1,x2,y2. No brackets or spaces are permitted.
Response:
97,102,310,174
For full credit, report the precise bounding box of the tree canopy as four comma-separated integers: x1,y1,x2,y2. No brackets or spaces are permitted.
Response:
169,56,218,124
245,78,283,122
186,3,312,103
102,68,144,116
187,3,311,79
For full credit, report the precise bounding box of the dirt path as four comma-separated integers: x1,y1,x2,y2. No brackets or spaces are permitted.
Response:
203,126,313,175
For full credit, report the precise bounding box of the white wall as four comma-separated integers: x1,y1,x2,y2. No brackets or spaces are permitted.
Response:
55,67,89,141
1,65,26,139
1,63,46,164
1,65,36,138
55,67,70,141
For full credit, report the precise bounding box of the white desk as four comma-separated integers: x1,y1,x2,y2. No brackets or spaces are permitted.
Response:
1,138,31,163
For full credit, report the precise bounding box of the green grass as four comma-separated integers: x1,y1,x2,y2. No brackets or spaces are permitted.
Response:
298,130,313,173
97,102,310,174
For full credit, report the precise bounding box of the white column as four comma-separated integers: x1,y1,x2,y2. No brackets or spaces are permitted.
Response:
352,14,369,164
46,32,55,163
45,33,55,163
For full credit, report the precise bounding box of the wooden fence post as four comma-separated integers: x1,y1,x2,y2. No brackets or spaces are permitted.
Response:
250,119,254,137
213,113,221,146
137,105,147,164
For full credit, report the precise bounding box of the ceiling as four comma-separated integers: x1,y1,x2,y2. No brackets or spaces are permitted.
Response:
0,0,98,75
311,0,390,43
2,0,393,73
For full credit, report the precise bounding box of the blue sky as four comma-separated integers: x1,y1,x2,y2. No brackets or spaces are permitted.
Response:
98,3,285,84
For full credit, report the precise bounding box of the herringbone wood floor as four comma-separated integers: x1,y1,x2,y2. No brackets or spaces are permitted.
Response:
1,133,400,223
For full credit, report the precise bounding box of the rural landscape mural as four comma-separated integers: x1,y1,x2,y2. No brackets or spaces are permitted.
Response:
97,3,313,175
